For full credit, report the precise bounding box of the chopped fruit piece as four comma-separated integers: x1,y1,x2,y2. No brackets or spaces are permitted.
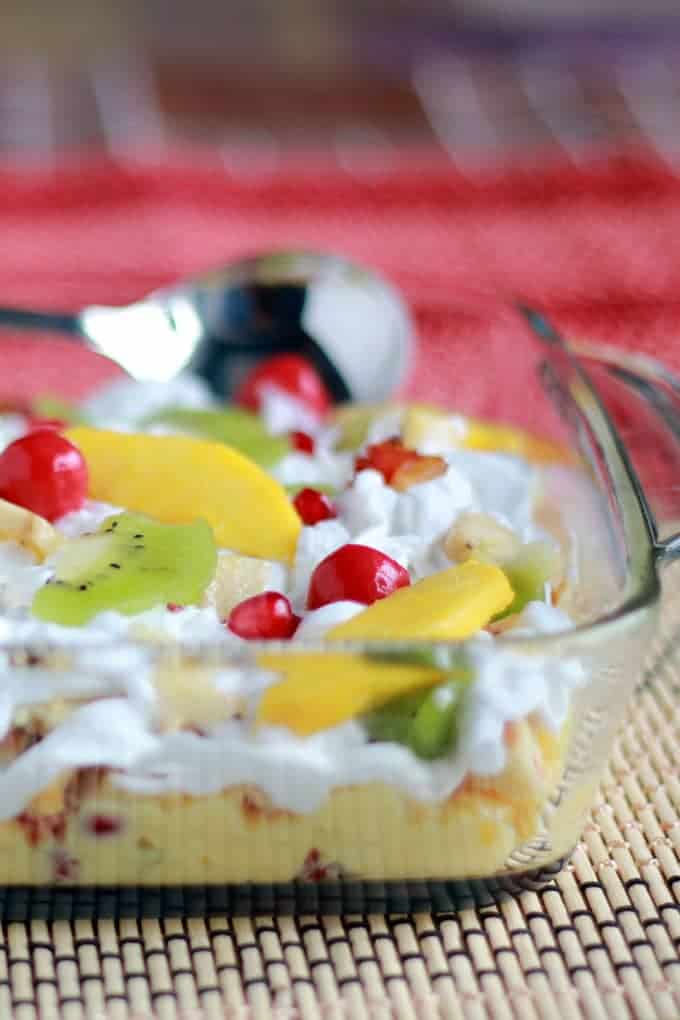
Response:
365,670,471,760
293,488,337,525
328,560,513,641
0,498,63,561
407,678,468,759
154,664,245,731
306,544,410,610
390,455,446,491
202,549,286,619
32,512,216,626
499,541,562,618
331,401,394,450
463,420,571,464
290,430,315,454
257,652,445,735
142,406,290,469
355,438,446,490
65,428,301,563
227,592,299,640
401,405,466,451
0,432,88,522
331,400,570,464
166,602,184,612
444,511,521,566
235,354,331,418
355,437,419,484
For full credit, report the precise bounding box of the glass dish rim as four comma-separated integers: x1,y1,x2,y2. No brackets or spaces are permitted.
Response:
0,338,667,662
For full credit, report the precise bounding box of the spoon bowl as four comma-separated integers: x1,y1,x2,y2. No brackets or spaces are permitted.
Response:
0,251,413,403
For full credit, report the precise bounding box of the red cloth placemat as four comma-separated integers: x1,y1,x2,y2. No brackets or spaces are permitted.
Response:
0,148,679,411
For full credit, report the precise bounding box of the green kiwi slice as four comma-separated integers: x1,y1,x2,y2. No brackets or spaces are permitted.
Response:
32,512,217,626
143,406,290,468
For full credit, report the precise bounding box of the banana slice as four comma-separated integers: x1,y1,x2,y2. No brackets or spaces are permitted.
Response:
0,498,63,561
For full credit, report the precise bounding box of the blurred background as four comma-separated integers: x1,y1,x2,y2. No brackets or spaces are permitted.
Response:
2,0,680,163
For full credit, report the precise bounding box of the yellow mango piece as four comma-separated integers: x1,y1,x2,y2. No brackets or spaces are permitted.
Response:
328,560,513,641
257,653,445,736
0,498,63,561
66,428,301,563
464,419,571,465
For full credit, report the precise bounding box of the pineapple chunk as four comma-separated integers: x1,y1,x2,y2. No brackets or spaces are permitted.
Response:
66,428,301,563
257,653,445,736
328,561,513,641
401,405,467,451
202,549,287,618
0,498,63,561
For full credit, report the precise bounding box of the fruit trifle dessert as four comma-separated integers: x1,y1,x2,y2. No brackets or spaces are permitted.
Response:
0,354,586,885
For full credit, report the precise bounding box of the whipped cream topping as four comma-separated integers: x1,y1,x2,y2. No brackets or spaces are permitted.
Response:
0,375,582,816
0,615,582,818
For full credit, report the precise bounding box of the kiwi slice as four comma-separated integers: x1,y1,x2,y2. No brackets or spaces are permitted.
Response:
499,540,562,618
32,512,217,626
143,406,290,468
31,395,88,425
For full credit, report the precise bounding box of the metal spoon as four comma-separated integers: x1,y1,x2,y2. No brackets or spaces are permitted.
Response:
0,251,413,403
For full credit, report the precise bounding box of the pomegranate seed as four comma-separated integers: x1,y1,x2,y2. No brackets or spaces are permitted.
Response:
227,592,300,640
290,430,315,454
293,487,337,525
25,416,67,433
307,544,410,610
0,432,88,521
166,602,184,613
235,354,331,418
84,813,123,837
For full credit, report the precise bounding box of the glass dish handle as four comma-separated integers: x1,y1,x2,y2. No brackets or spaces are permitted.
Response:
519,306,680,567
568,340,680,565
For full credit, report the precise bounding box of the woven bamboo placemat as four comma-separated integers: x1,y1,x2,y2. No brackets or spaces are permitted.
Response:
0,580,678,1019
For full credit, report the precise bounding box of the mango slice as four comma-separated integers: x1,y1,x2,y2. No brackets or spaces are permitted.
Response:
257,652,446,736
328,560,513,641
66,427,301,563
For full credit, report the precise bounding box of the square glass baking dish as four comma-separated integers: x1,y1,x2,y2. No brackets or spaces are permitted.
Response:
0,299,678,918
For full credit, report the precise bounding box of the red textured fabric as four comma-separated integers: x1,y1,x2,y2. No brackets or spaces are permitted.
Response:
0,147,679,420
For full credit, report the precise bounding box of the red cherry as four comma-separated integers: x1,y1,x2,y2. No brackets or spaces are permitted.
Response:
235,354,331,418
0,432,88,522
227,592,300,640
290,430,315,454
306,544,410,610
293,488,337,525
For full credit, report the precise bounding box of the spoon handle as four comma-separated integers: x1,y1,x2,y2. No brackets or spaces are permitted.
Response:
0,307,82,336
